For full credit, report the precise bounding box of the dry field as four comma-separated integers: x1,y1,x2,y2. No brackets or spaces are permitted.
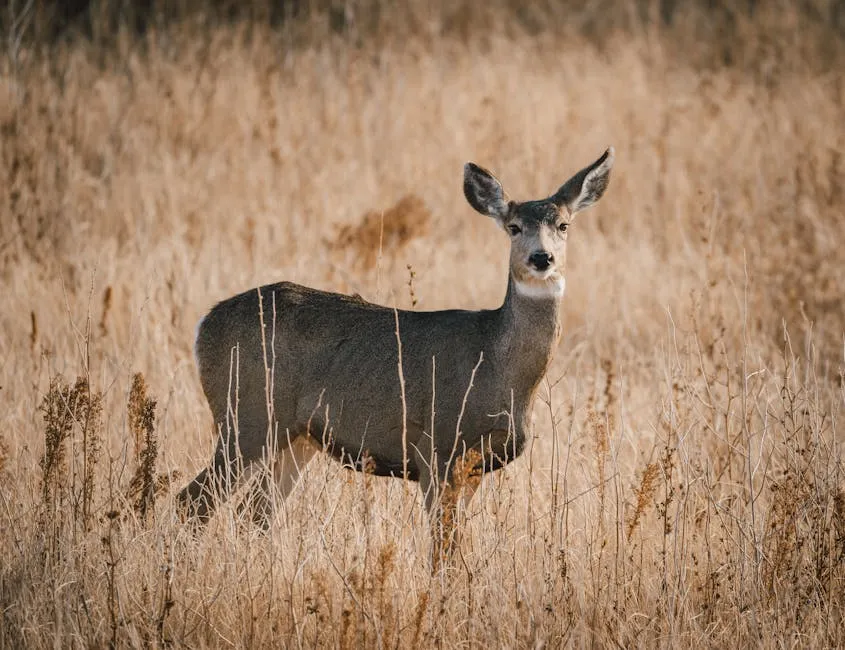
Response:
1,2,844,647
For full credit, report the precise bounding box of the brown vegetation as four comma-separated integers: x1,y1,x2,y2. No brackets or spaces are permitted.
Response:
330,194,432,271
1,1,843,647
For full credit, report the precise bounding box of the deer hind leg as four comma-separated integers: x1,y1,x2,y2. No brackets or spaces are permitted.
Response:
179,397,275,525
178,425,245,524
241,434,319,528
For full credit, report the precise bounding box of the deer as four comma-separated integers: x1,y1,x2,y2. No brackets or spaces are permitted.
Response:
178,147,614,563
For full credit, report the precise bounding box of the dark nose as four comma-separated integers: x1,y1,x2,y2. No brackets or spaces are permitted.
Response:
528,251,554,271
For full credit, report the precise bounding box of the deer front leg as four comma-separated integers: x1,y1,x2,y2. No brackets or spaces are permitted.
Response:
419,448,483,571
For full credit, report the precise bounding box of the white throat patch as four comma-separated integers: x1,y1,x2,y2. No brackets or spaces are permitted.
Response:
514,276,566,299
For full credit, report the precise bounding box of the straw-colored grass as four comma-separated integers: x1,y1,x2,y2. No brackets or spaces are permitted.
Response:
1,3,843,647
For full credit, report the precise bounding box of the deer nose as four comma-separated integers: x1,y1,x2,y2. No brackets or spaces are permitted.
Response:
528,251,554,271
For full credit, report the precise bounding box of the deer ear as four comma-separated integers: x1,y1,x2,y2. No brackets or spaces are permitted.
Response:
464,163,509,220
551,147,615,215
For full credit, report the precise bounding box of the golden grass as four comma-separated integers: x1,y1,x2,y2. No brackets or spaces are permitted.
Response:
1,3,844,647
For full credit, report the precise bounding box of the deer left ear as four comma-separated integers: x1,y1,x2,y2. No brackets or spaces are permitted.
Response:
551,147,615,215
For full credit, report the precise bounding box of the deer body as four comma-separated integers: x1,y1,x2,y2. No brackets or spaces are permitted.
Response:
194,278,558,477
180,148,614,555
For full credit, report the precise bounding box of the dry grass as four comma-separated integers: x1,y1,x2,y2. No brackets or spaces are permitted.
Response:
1,2,844,647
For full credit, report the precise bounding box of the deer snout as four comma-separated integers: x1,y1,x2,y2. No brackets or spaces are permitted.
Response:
528,251,554,271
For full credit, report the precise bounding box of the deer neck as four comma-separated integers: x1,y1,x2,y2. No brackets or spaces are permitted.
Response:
493,275,564,392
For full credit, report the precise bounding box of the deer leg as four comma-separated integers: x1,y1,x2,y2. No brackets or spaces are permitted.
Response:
418,446,485,570
241,434,318,528
451,472,481,558
178,427,244,524
415,447,446,570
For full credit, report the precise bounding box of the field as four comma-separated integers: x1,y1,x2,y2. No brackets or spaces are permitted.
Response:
1,2,844,647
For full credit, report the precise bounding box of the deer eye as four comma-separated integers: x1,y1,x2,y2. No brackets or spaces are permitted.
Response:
507,224,522,236
558,222,568,233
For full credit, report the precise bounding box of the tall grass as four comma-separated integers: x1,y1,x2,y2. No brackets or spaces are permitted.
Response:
1,2,843,647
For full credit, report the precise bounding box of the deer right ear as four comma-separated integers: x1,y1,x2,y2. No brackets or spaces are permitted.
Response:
463,163,510,220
